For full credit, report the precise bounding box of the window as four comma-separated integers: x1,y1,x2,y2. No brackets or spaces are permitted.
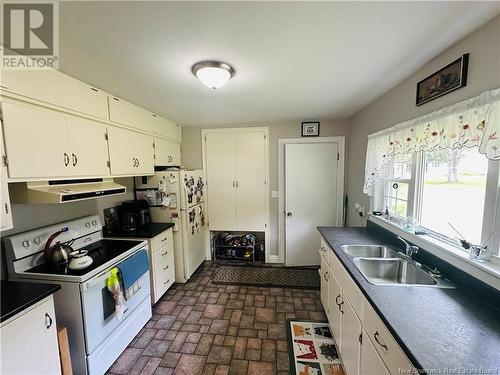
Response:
375,146,499,257
419,148,488,245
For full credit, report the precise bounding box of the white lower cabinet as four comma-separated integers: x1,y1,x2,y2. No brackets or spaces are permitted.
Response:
107,126,154,176
1,295,61,375
148,229,175,304
320,238,414,375
360,329,390,375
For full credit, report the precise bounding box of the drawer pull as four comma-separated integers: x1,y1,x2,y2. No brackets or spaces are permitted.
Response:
45,313,53,329
161,237,168,242
321,246,326,252
335,294,341,306
163,279,170,285
163,265,169,270
162,251,168,256
374,331,388,351
323,271,329,281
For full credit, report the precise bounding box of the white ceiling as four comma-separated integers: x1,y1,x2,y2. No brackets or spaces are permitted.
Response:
59,2,500,126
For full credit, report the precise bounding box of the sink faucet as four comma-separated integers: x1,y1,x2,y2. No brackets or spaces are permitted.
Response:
397,236,419,259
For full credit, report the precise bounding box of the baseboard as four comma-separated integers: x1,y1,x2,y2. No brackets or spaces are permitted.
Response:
268,255,281,263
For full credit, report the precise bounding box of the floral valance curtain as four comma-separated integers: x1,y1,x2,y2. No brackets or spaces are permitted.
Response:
364,88,500,196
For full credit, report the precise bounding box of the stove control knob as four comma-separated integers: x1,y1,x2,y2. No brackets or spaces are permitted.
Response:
92,220,98,226
33,236,42,245
85,222,91,228
22,240,30,248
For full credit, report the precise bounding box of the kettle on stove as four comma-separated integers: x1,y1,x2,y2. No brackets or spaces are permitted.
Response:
44,227,73,266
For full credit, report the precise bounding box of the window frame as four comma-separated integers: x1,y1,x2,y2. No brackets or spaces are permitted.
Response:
373,149,500,260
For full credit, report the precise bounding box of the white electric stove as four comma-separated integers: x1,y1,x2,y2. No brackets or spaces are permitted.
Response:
4,215,152,375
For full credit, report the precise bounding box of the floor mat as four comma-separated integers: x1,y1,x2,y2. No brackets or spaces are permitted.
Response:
212,265,320,289
286,319,345,375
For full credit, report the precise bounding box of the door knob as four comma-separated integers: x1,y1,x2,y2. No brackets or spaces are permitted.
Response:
286,212,292,217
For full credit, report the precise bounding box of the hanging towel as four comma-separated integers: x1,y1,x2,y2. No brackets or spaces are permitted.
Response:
107,268,125,320
116,249,149,300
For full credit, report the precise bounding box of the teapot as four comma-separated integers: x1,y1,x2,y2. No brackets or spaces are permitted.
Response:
44,228,73,266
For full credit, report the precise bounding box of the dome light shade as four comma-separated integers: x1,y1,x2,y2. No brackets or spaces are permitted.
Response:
192,60,235,89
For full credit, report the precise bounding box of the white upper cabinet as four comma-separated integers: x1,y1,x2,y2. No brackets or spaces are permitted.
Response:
204,128,268,231
2,100,70,179
107,126,154,176
235,132,267,230
108,96,181,142
66,115,110,177
1,70,108,120
0,120,13,231
2,100,110,180
154,138,181,166
205,131,237,230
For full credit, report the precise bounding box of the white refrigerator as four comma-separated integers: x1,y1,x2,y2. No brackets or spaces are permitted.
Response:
135,170,207,282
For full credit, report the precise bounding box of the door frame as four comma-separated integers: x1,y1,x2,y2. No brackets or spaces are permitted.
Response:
201,127,270,263
278,136,345,264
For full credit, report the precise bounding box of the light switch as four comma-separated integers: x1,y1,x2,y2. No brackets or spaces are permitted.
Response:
271,190,279,198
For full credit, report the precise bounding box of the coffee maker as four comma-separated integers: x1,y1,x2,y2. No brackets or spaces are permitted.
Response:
118,200,151,232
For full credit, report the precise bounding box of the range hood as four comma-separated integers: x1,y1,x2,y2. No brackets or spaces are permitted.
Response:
10,178,127,204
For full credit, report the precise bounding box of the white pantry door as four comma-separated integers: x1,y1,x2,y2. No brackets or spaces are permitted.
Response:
285,142,339,266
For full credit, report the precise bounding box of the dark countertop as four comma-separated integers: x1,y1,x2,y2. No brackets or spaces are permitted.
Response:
1,281,60,323
104,222,175,239
317,226,500,372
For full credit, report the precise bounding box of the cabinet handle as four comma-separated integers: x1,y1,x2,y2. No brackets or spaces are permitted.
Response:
335,294,341,306
162,251,168,256
374,331,388,351
45,313,53,329
72,153,78,166
321,246,326,252
163,265,169,270
338,300,344,314
161,237,168,242
163,279,170,285
236,181,239,188
323,271,329,281
136,158,140,167
64,153,70,166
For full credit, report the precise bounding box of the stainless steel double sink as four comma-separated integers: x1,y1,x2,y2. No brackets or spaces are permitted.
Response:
341,245,454,288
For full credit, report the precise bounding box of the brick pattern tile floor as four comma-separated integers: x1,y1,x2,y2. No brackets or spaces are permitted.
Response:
107,261,326,375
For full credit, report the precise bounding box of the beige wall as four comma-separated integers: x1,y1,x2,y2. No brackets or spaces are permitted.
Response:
346,15,500,227
182,120,350,257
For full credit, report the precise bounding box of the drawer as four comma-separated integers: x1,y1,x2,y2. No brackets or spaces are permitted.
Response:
363,301,413,374
154,261,175,301
320,238,330,263
152,229,173,250
154,243,174,266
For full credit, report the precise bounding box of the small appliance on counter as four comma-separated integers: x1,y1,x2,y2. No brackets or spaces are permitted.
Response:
117,200,151,232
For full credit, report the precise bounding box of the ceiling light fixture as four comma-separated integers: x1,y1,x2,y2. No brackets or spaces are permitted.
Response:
191,60,235,89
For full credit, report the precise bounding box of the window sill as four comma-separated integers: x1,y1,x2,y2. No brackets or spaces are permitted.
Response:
369,215,500,291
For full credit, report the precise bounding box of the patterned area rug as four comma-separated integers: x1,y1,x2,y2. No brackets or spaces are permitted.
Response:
286,320,345,375
212,265,320,289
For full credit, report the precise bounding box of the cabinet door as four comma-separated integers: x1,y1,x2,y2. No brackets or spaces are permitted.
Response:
152,115,182,142
154,138,181,166
205,132,237,229
66,115,110,176
360,329,390,375
328,269,342,346
340,297,362,375
320,254,329,316
108,96,156,133
0,121,13,231
1,297,61,375
2,70,108,119
2,100,70,179
235,131,267,230
107,126,154,176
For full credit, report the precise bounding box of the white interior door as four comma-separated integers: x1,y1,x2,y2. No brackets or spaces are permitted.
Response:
235,131,267,230
205,132,237,230
285,142,339,266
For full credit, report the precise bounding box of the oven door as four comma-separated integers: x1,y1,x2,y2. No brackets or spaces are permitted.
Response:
80,250,151,354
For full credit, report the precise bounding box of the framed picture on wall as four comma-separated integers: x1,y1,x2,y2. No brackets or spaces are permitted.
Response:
301,122,320,137
416,53,469,106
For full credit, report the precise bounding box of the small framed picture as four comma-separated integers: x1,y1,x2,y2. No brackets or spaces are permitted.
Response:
416,53,469,106
301,122,320,137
